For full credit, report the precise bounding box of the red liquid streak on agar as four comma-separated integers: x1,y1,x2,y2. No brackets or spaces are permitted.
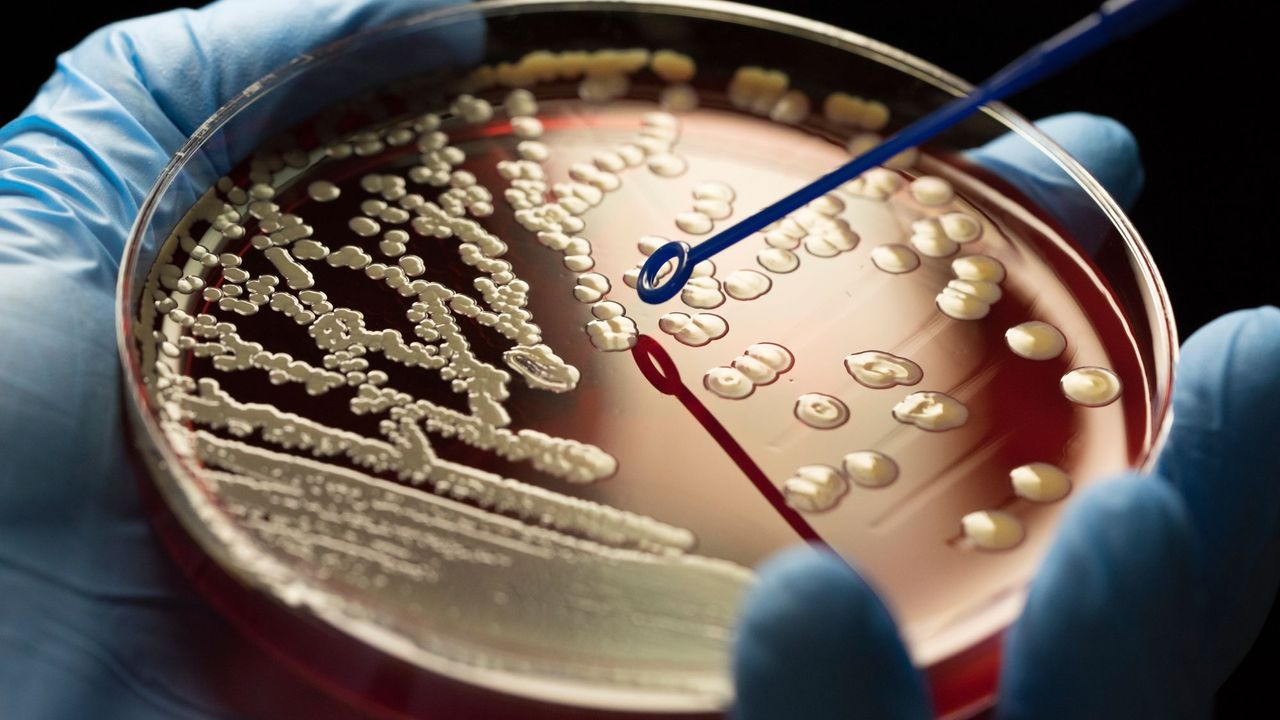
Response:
631,335,826,545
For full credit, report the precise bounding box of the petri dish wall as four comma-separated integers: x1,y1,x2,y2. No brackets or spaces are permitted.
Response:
116,1,1176,718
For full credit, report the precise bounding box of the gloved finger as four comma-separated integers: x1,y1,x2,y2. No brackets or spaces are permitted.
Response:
1003,311,1280,718
27,0,482,141
998,473,1210,719
1153,306,1280,680
732,545,931,720
731,113,1150,718
2,0,479,265
967,112,1144,214
70,0,482,137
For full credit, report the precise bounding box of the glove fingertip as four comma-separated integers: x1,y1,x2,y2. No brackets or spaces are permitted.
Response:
1034,112,1144,210
1156,305,1280,565
732,545,929,720
1000,474,1208,719
1159,305,1280,478
968,112,1144,213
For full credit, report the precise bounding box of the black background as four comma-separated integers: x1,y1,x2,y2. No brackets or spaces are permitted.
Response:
2,0,1273,716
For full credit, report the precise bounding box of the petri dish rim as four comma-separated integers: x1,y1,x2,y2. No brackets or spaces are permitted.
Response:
114,0,1179,714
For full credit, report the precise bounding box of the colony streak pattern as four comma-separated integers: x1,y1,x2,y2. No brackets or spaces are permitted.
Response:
130,45,1143,702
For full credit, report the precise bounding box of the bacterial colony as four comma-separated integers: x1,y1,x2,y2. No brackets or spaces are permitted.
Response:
134,46,1144,694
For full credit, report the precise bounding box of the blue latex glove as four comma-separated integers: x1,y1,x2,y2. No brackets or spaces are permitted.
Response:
0,2,473,718
4,4,1273,718
733,114,1280,719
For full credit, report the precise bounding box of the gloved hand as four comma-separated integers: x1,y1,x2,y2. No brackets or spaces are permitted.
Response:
733,113,1280,719
6,4,1273,720
0,2,469,718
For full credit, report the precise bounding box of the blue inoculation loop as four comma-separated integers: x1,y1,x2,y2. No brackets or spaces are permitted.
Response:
637,240,693,304
634,0,1185,306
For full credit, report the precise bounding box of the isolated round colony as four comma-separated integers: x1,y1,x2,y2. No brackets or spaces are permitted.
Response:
118,1,1175,718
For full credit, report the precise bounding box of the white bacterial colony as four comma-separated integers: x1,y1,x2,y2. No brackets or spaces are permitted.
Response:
757,247,799,274
573,272,611,302
675,210,712,234
1010,462,1072,503
133,74,821,692
676,181,736,235
909,208,981,259
1005,321,1067,360
842,450,898,488
661,84,699,112
652,49,695,83
794,393,850,430
951,254,1006,283
143,81,743,555
782,465,848,512
723,269,771,301
957,461,1070,554
752,193,857,271
822,92,890,131
939,212,982,242
503,100,721,348
870,244,920,274
938,254,1007,320
624,235,724,310
307,181,340,202
703,367,754,400
783,449,896,515
624,235,675,289
649,153,688,178
844,350,923,389
587,301,639,351
843,167,905,201
909,176,955,206
892,392,969,431
643,114,687,177
728,67,798,120
960,510,1025,551
184,428,749,697
682,276,725,310
659,312,728,347
703,343,793,400
504,345,581,393
800,202,859,257
1061,367,1122,407
651,51,700,110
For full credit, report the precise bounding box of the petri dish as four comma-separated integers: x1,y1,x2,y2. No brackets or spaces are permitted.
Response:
115,1,1177,718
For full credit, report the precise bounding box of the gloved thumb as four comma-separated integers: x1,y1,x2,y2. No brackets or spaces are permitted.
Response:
732,545,931,720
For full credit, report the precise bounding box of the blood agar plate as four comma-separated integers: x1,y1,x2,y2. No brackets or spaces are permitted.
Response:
115,1,1176,718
